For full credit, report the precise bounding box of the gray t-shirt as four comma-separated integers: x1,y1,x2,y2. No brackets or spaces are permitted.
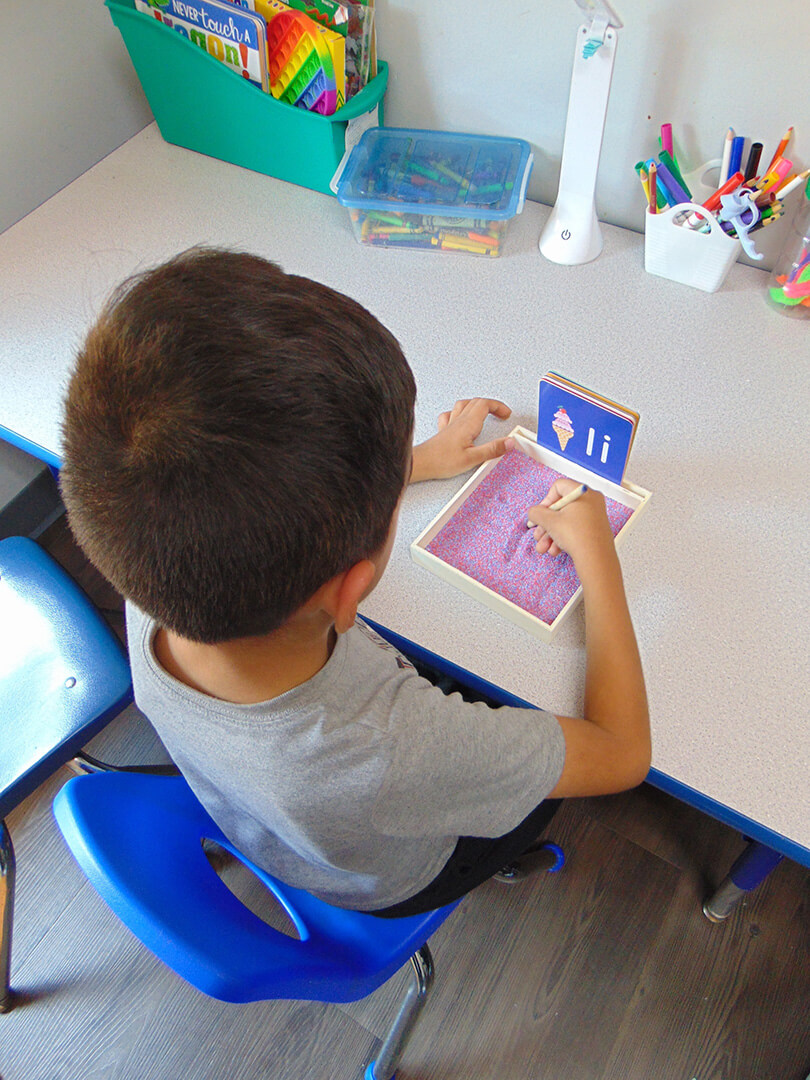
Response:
126,605,565,910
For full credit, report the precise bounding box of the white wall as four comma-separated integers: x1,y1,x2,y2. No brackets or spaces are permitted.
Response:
376,0,809,268
0,0,151,234
2,0,808,268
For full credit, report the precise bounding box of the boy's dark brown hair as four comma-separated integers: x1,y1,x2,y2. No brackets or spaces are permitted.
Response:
60,247,416,643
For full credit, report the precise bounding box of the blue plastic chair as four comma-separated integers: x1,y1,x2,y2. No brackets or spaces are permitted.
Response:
54,772,460,1080
0,536,132,1012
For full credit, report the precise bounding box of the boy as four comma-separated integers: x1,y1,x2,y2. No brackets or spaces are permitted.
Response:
60,247,650,917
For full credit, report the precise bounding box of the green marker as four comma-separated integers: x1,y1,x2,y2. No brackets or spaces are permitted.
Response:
659,150,691,199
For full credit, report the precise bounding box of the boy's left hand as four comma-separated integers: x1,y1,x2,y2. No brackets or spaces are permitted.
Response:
410,399,514,483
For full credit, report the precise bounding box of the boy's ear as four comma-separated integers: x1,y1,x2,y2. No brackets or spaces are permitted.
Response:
316,560,377,635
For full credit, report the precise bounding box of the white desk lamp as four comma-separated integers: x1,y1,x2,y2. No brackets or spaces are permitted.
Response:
539,0,622,265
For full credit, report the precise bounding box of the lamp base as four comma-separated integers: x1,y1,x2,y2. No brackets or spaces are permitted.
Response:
539,195,603,265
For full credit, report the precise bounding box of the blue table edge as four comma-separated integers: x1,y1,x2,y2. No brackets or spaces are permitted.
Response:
361,615,810,871
0,424,61,471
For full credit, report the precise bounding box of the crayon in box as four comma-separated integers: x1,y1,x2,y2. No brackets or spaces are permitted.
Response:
134,0,269,91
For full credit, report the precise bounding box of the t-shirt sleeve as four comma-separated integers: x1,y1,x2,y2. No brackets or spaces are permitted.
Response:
371,673,565,839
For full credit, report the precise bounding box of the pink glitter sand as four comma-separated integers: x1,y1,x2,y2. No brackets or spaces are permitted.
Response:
426,449,633,625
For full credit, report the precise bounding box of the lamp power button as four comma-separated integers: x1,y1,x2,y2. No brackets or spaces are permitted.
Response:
561,229,571,240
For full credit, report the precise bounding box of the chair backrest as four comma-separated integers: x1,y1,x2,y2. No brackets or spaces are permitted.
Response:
54,771,459,1005
0,537,132,819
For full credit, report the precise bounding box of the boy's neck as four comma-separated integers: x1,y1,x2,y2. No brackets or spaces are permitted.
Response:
153,613,339,705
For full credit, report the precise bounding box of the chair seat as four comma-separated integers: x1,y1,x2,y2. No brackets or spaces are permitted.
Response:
54,772,459,1005
0,537,132,820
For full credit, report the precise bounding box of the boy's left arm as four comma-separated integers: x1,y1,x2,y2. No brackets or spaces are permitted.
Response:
410,398,514,483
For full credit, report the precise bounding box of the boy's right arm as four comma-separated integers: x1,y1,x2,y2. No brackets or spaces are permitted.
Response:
527,482,651,797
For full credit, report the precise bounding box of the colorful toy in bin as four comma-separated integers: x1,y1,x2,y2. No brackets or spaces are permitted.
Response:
256,0,345,114
332,128,534,256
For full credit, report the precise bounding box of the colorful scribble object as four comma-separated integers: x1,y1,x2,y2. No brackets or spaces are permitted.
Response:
771,266,810,307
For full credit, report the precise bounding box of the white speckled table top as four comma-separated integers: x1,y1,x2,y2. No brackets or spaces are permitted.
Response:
2,125,807,858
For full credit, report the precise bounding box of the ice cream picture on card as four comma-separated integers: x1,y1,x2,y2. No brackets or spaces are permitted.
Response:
538,372,638,486
552,407,575,451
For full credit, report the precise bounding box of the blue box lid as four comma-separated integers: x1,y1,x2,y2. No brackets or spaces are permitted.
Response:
333,127,533,220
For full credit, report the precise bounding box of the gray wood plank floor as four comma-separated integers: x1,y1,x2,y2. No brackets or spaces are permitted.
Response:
1,518,808,1080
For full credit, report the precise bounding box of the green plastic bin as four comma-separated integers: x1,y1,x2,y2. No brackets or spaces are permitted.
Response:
106,0,388,195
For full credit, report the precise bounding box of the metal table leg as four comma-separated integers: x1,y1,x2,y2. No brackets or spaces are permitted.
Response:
0,820,16,1012
703,840,784,922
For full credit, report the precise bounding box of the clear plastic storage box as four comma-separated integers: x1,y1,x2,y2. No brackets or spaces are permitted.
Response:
332,127,534,256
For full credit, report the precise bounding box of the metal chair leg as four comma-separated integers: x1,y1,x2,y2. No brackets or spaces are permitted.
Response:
70,752,180,776
0,820,16,1012
703,840,784,922
495,839,566,883
364,944,435,1080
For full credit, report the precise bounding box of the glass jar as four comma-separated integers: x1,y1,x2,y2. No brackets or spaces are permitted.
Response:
766,177,810,318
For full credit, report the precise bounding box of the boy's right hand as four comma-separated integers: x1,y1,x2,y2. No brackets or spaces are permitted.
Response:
527,480,615,570
531,478,651,799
